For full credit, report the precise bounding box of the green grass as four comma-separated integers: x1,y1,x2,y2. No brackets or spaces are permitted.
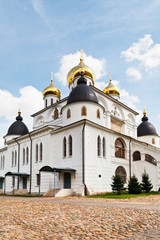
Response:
88,191,160,199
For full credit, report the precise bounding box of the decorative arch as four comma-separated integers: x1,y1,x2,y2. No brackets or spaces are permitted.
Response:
97,95,108,112
127,113,136,125
111,104,124,119
115,138,125,158
115,166,127,183
133,151,141,161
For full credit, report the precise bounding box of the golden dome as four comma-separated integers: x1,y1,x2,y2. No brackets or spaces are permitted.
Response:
103,74,120,97
67,50,95,86
43,79,61,99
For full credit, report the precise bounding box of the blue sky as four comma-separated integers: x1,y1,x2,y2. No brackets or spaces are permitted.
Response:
0,0,160,146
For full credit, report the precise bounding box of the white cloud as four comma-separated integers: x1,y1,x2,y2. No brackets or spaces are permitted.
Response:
30,0,44,17
126,67,142,81
54,51,106,86
0,86,43,147
121,34,160,70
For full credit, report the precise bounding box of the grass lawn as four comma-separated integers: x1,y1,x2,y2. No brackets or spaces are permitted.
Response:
89,192,160,199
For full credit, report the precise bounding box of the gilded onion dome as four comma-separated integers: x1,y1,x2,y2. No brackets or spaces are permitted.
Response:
103,73,120,97
67,50,95,86
43,73,61,99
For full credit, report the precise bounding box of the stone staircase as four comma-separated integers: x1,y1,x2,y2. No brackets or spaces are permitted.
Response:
8,189,28,195
43,188,76,197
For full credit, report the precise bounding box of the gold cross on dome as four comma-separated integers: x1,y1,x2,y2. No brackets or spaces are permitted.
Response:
80,49,84,61
109,71,111,80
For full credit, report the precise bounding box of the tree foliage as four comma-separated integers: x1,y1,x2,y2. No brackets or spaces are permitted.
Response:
128,175,142,194
111,174,124,195
141,171,153,193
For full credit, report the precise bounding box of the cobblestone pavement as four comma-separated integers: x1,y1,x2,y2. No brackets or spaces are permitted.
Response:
0,195,159,239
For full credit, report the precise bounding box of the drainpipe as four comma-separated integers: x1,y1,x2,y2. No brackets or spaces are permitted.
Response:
129,137,132,178
15,139,20,189
82,119,87,196
29,133,32,194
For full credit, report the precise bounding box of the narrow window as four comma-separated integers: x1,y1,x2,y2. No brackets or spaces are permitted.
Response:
97,109,100,119
26,147,29,164
97,136,101,156
152,138,155,144
102,137,106,157
36,144,38,162
69,135,72,156
67,108,71,119
12,151,14,167
37,174,40,186
45,99,47,108
40,143,43,162
23,148,25,165
54,108,59,120
115,138,125,158
81,106,87,116
133,151,141,161
15,150,17,167
51,98,53,105
63,137,66,157
3,156,5,169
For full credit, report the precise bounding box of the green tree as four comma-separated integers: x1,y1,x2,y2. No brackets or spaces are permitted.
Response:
111,174,124,195
128,175,142,194
141,171,153,193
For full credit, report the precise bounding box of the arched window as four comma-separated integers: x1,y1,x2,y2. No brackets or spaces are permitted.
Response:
115,138,125,158
133,151,141,161
67,108,71,119
69,135,72,156
14,151,16,166
152,138,155,144
115,166,127,183
63,137,66,157
97,136,101,156
97,109,100,119
26,147,29,164
12,151,14,167
145,154,157,166
102,137,106,157
81,106,87,116
23,148,25,165
45,99,47,108
54,108,59,120
36,144,38,162
40,143,43,162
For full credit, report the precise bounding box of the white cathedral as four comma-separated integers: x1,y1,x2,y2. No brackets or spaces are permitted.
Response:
0,52,160,196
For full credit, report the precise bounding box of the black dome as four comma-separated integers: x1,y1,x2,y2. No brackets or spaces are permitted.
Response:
137,113,158,137
7,112,29,136
67,75,98,105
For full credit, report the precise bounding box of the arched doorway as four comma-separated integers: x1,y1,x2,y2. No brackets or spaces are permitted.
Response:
115,166,127,183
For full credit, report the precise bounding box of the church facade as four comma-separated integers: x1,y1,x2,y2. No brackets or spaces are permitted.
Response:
0,53,160,196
